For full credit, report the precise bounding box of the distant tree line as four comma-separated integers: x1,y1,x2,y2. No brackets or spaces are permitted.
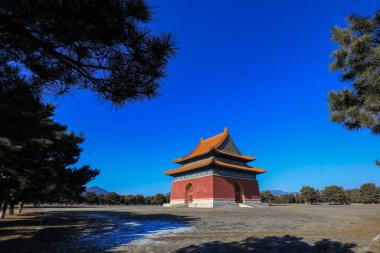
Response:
84,192,170,206
260,183,380,205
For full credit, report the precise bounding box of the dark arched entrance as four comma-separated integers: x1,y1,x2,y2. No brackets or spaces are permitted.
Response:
185,183,193,204
234,183,243,203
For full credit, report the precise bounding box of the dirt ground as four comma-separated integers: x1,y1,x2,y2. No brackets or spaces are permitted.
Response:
0,204,379,253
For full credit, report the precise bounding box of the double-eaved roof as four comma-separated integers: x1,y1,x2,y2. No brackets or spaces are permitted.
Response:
164,128,266,176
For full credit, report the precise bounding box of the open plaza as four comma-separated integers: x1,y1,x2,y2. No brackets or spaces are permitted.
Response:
0,205,379,253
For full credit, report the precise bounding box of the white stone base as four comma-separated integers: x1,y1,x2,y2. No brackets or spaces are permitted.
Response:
189,199,214,208
212,199,238,208
168,200,185,206
167,198,263,208
244,200,265,206
243,200,268,207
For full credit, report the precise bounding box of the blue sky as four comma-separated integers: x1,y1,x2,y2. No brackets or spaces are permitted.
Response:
52,0,380,195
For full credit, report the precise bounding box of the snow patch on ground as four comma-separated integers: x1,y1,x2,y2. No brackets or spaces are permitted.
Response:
78,213,194,250
372,234,380,241
123,221,140,226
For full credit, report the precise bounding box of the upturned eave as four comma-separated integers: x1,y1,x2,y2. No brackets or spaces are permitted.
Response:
164,157,266,176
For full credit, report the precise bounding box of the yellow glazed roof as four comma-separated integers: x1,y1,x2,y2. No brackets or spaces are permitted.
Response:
173,128,255,163
164,157,266,175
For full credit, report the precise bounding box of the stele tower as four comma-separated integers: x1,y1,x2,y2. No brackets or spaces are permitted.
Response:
164,128,266,208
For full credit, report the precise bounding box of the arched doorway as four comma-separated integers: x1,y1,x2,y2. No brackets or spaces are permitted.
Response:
185,183,193,204
234,183,243,203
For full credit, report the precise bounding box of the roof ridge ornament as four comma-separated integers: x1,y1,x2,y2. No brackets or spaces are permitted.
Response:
173,128,247,163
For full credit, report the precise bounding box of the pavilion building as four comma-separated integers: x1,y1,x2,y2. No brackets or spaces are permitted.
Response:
164,128,266,208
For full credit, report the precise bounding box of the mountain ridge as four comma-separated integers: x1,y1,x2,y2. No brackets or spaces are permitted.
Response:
263,190,299,196
85,186,109,195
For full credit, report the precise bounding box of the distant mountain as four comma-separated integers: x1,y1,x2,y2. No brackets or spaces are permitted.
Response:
264,190,299,196
86,186,109,195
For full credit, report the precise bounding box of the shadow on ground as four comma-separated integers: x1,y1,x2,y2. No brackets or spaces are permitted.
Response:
0,211,371,253
0,210,196,253
176,235,364,253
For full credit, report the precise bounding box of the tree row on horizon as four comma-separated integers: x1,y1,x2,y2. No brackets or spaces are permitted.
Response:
68,182,380,206
14,182,380,207
260,183,380,205
83,192,170,206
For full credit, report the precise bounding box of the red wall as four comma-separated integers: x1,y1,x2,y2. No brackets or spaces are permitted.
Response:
170,175,260,201
213,176,260,200
170,175,214,200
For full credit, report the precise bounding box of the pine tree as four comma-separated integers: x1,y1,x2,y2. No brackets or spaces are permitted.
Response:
328,12,380,134
0,71,99,217
359,183,379,204
280,194,297,204
260,191,275,203
322,185,347,205
84,192,100,205
104,192,121,205
300,186,320,204
0,0,176,106
345,189,360,203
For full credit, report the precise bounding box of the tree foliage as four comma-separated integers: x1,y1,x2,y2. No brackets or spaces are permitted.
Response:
261,183,379,205
0,74,98,217
260,191,275,203
321,185,347,204
0,0,176,105
83,192,169,205
84,192,99,205
104,192,122,205
279,194,297,204
329,12,380,134
359,183,379,203
345,189,360,203
0,0,175,218
300,186,320,204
